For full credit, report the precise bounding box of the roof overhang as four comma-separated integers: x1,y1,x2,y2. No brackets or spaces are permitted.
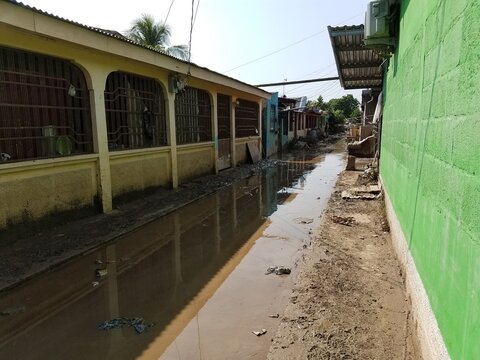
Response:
328,24,383,90
1,0,271,99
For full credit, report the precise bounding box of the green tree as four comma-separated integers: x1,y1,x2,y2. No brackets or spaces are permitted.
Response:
306,95,328,110
126,14,188,60
327,94,360,119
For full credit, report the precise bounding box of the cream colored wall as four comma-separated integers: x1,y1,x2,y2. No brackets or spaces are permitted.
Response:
0,7,270,230
177,144,215,184
109,149,171,199
234,137,261,165
0,156,98,229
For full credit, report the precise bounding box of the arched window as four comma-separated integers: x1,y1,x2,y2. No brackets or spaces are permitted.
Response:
235,99,259,138
0,46,93,162
104,72,167,150
175,87,212,145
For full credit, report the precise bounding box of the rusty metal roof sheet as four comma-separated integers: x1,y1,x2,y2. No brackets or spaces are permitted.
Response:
328,24,383,90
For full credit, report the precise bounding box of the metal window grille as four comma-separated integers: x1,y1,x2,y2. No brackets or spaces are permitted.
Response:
217,94,230,139
175,87,212,145
104,72,167,150
235,99,258,138
0,46,93,162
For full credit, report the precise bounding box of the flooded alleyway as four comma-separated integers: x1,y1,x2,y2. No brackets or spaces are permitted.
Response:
0,150,345,360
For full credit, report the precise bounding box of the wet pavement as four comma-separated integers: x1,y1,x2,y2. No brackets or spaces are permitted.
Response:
0,149,344,360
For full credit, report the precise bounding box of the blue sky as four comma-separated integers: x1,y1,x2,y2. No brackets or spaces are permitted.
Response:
22,0,370,101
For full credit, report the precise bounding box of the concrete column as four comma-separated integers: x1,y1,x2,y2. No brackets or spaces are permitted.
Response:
166,92,178,189
258,99,263,157
211,91,219,174
88,68,112,213
231,97,237,167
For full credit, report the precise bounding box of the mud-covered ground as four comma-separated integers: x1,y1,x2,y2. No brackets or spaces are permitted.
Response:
0,137,340,292
267,169,422,360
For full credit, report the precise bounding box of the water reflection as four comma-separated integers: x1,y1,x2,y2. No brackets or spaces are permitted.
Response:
0,158,316,360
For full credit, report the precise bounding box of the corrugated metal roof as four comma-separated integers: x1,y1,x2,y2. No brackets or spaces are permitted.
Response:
4,0,271,97
328,24,383,90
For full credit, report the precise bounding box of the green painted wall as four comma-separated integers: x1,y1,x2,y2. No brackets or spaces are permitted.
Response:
380,0,480,358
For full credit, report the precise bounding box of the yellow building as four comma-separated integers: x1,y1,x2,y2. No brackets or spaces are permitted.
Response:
0,1,271,231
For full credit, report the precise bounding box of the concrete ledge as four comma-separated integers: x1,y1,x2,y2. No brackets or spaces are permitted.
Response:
381,178,450,360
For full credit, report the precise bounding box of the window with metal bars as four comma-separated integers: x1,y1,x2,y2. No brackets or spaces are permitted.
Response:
175,87,212,145
104,71,167,150
235,99,259,138
0,46,93,162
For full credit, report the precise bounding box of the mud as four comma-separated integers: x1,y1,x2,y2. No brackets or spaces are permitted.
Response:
0,140,343,360
267,166,422,360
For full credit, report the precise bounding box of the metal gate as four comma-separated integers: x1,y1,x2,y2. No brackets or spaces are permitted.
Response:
217,94,231,170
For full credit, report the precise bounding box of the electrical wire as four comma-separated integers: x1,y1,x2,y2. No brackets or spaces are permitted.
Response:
186,0,196,76
222,12,363,73
193,0,201,29
164,0,175,24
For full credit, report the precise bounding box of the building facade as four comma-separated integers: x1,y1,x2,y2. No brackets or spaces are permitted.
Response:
0,1,270,231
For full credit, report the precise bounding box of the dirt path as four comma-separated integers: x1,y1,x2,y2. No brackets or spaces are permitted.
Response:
267,168,422,360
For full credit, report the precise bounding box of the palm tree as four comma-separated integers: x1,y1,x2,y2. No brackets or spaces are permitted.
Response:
126,14,188,60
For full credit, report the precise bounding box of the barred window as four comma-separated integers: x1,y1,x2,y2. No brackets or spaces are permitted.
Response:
235,99,259,138
0,46,93,162
104,72,167,150
175,87,212,145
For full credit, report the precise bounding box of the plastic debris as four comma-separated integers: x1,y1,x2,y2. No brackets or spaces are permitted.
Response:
95,269,108,278
266,266,291,275
92,281,99,287
269,313,280,318
97,317,154,334
252,329,267,336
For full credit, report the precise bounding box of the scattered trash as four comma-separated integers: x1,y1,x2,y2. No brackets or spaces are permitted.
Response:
0,305,26,316
269,313,280,318
92,281,99,287
95,269,108,278
252,329,267,336
97,317,154,334
341,185,381,200
266,266,291,275
331,215,356,226
294,217,313,224
95,259,103,265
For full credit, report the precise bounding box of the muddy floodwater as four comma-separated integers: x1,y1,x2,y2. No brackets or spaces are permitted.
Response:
0,150,344,360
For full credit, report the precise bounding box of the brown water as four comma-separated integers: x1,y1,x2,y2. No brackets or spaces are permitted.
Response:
0,151,344,360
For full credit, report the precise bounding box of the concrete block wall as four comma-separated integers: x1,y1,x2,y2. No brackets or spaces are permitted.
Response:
380,0,480,358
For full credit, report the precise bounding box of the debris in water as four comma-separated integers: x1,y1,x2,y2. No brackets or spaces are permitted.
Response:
266,266,291,275
92,281,99,287
294,217,313,224
97,317,154,334
94,259,103,265
331,215,356,226
253,329,267,336
95,269,108,278
0,305,26,316
269,313,280,318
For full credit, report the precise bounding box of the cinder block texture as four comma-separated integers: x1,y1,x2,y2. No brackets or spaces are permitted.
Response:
380,0,480,358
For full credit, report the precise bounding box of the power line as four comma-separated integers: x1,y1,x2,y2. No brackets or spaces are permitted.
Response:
222,12,363,73
256,76,338,87
164,0,175,24
193,0,201,28
186,0,196,75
